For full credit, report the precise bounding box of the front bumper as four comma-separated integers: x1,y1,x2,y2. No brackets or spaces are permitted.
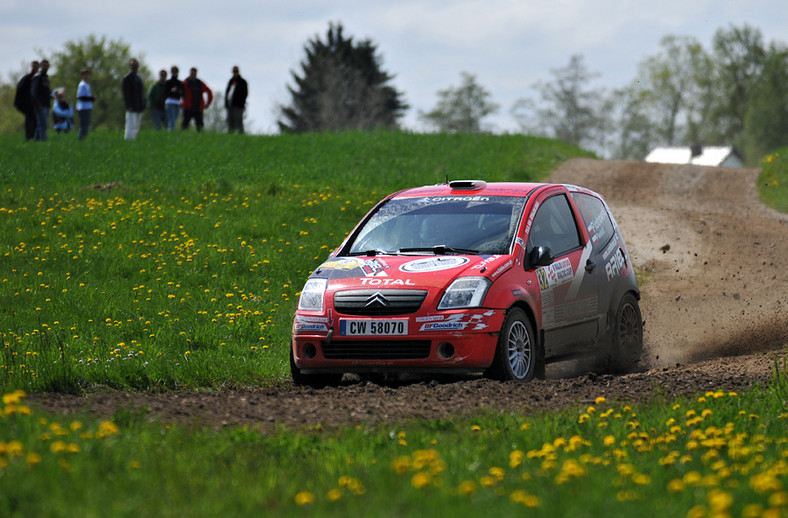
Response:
291,311,503,374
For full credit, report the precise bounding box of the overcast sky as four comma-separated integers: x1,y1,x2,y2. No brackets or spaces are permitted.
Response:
2,0,784,134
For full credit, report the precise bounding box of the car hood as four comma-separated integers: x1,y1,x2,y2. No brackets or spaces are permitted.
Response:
310,254,514,290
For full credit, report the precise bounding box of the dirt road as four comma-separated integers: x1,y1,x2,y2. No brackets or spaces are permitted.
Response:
32,159,788,429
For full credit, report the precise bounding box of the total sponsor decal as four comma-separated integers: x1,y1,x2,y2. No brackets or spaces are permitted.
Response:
400,256,469,273
417,311,495,331
536,257,574,292
294,315,330,333
360,277,416,286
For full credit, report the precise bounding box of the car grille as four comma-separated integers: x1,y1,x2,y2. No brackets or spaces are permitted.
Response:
333,289,428,316
322,340,431,360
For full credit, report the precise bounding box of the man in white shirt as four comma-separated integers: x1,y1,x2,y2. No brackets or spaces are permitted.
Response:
76,69,95,140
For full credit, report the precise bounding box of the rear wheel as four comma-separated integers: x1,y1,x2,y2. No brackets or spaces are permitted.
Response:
290,348,343,388
605,293,643,373
486,308,541,382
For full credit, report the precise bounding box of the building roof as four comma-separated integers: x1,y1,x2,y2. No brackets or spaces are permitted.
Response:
644,146,742,167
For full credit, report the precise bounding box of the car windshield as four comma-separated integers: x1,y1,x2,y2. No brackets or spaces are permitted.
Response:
347,195,526,255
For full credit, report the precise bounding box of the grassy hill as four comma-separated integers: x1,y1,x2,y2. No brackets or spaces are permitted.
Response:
0,130,593,393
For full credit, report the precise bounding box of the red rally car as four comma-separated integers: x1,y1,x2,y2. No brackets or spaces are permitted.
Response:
291,180,643,387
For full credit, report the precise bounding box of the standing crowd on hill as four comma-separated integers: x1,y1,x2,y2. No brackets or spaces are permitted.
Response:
13,58,249,141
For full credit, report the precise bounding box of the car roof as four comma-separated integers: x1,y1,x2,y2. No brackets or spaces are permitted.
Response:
391,180,549,199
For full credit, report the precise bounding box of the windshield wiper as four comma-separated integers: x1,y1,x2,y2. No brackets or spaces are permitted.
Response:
398,245,479,255
346,249,398,257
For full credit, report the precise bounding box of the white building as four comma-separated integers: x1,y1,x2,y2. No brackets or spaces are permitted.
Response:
644,146,744,168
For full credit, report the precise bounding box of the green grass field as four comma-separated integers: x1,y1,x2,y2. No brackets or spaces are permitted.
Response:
1,131,786,517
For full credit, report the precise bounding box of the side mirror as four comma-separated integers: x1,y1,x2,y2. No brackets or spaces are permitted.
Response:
527,246,554,269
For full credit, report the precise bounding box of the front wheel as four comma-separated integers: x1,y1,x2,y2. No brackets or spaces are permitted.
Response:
605,293,643,373
290,348,342,388
486,308,541,383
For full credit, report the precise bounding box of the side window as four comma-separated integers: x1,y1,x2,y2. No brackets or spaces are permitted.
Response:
527,194,582,257
571,192,615,253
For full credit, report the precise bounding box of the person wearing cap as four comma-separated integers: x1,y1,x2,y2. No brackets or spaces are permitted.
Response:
52,88,74,133
76,68,95,140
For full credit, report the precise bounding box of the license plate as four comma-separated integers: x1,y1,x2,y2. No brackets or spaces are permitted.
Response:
339,319,408,336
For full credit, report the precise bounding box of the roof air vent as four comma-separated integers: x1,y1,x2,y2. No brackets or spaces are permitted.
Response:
448,180,487,191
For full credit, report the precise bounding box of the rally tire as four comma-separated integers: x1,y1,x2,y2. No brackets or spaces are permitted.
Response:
486,307,540,383
605,293,643,373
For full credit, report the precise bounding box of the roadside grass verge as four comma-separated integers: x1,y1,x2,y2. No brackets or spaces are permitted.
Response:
0,131,591,393
1,355,786,517
759,147,788,212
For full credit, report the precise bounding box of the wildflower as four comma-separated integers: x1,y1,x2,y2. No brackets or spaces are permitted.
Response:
26,452,42,466
411,472,431,489
294,491,314,506
667,479,684,492
458,480,476,495
603,435,616,447
595,396,606,405
509,450,524,468
489,466,505,481
327,488,342,501
96,420,119,438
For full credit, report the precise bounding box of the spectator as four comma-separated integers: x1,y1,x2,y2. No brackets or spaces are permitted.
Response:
52,89,74,133
164,66,184,131
181,67,213,131
13,60,39,140
225,65,248,134
76,68,95,140
148,69,167,130
121,58,145,140
30,59,52,141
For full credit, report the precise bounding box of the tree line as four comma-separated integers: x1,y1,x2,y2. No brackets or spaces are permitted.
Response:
2,23,786,164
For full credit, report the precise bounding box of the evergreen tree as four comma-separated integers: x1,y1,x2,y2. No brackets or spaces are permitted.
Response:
278,22,407,132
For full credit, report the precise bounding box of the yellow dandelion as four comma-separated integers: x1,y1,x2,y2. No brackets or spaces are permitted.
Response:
411,472,431,489
458,480,476,495
294,491,314,506
327,488,342,501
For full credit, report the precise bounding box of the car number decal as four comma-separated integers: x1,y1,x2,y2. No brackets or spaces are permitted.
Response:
340,319,408,336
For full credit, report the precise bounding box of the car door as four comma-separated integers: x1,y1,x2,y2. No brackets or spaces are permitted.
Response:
526,191,599,358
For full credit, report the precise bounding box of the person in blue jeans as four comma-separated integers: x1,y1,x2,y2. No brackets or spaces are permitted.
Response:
31,59,51,141
76,68,95,140
164,66,184,130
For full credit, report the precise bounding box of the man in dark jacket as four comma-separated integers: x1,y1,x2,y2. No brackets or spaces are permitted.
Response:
30,59,51,141
225,65,248,134
14,61,39,141
122,58,145,140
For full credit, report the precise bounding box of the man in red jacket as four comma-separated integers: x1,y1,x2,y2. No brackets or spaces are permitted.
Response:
181,67,213,131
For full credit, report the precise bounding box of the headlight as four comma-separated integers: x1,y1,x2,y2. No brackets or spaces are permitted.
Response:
437,277,491,309
298,278,328,312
